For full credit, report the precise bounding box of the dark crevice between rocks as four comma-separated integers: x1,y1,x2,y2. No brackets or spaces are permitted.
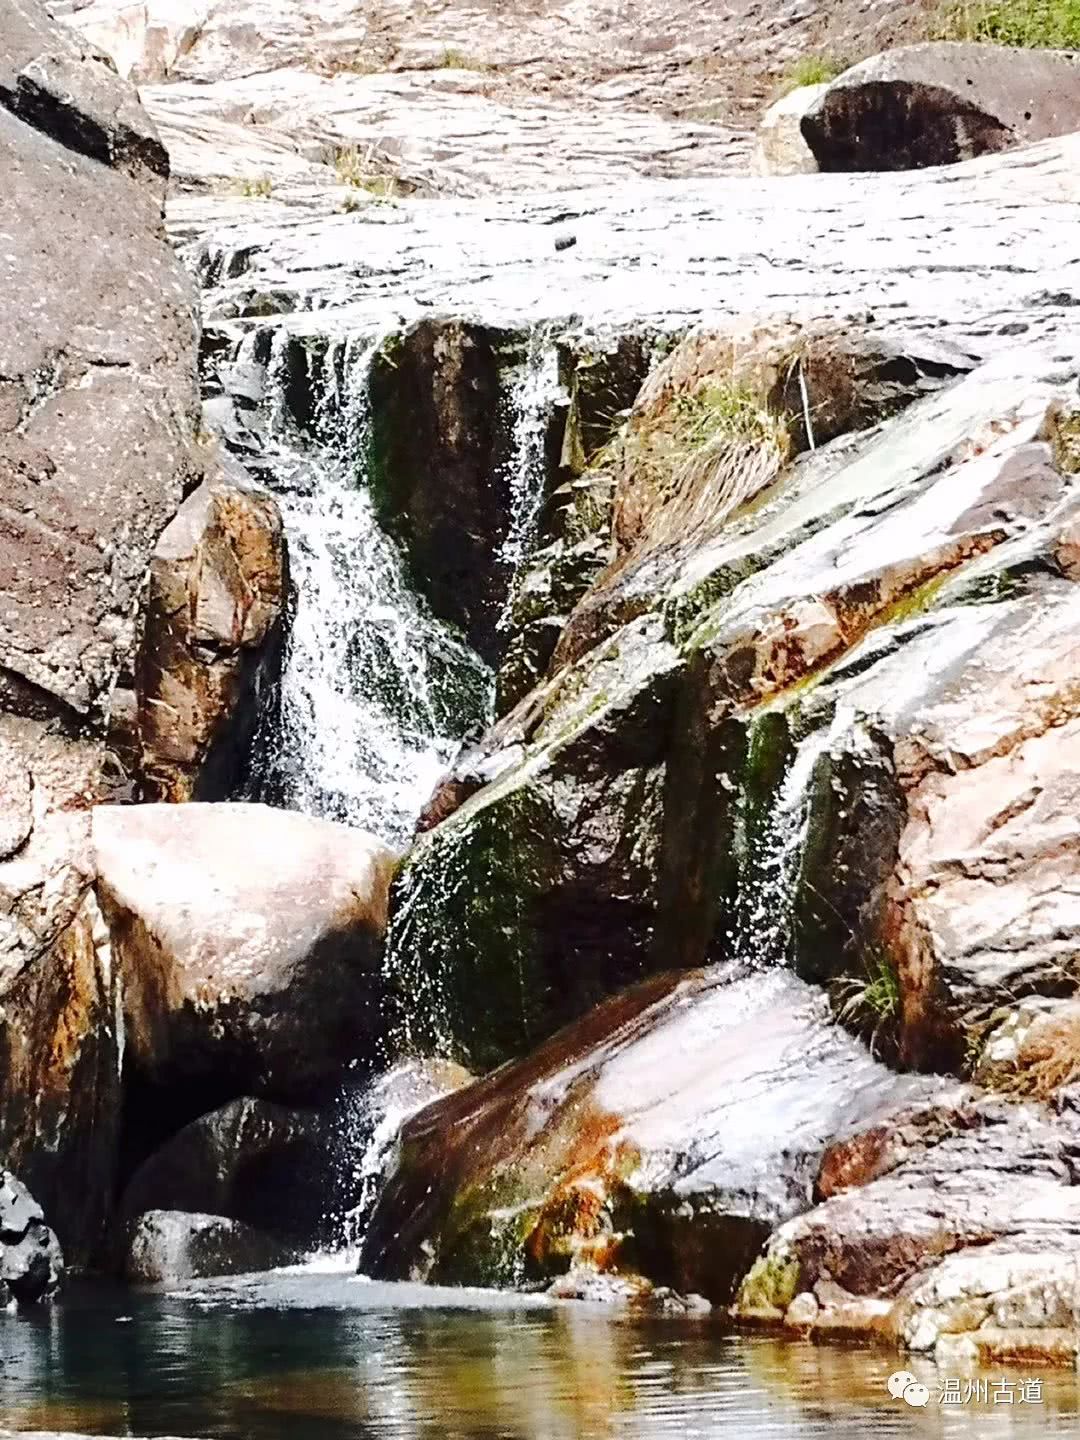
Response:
0,76,169,182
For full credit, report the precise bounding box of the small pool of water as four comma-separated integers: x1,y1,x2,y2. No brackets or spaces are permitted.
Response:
1,1273,1077,1439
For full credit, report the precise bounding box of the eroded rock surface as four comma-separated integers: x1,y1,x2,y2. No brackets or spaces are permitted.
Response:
92,802,395,1106
363,967,931,1299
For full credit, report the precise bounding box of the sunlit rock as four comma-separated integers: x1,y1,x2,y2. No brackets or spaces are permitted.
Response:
92,802,395,1106
736,1092,1080,1364
752,84,825,176
362,966,932,1299
803,42,1080,172
135,472,287,802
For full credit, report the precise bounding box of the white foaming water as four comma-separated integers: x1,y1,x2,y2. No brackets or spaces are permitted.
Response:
253,333,492,845
732,718,839,967
296,1060,462,1272
498,331,563,584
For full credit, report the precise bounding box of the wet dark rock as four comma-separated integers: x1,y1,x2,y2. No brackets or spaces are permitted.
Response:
368,320,519,663
363,967,931,1300
135,473,287,802
0,1169,63,1306
124,1210,298,1284
117,1098,350,1249
386,614,680,1070
803,43,1080,173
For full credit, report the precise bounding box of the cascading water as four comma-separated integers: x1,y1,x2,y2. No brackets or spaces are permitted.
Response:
249,332,493,846
729,715,840,968
498,331,564,578
232,325,565,1256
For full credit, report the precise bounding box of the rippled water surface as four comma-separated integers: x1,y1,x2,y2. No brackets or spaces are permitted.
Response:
2,1274,1079,1439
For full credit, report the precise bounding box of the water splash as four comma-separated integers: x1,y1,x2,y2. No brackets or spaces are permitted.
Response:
498,331,563,589
295,1061,466,1271
730,718,836,967
251,332,493,845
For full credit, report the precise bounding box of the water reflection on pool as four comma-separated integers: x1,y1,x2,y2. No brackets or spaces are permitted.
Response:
1,1272,1078,1438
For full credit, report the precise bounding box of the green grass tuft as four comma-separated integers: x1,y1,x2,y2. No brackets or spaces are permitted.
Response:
777,55,849,95
935,0,1080,46
835,949,901,1056
238,174,273,199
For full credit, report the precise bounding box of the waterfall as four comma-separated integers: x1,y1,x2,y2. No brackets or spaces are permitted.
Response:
730,718,836,967
249,332,493,846
498,332,563,616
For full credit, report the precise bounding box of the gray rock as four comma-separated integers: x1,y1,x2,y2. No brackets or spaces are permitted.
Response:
1,0,168,185
92,802,396,1102
124,1210,297,1284
362,966,935,1299
803,42,1080,172
0,1170,63,1306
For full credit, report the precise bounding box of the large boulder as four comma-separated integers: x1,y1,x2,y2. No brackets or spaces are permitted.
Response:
91,803,396,1111
135,473,287,802
735,1092,1080,1366
0,1169,63,1306
362,966,931,1300
802,42,1080,172
0,0,222,1264
124,1209,297,1284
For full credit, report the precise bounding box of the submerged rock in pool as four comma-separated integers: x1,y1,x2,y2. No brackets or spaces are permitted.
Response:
0,1170,62,1307
361,966,934,1302
124,1210,297,1284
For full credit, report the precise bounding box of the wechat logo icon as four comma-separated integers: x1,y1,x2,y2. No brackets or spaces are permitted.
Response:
888,1371,931,1408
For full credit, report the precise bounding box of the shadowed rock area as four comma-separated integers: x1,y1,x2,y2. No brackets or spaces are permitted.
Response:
803,42,1080,171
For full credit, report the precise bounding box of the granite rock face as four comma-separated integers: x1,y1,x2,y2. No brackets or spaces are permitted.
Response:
0,1169,63,1306
803,43,1080,172
136,474,287,802
735,1092,1080,1366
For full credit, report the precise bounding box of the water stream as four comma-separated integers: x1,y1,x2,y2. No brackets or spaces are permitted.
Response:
247,332,493,846
730,717,838,968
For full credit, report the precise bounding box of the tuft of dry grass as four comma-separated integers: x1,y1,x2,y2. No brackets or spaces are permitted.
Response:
1012,1008,1080,1097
